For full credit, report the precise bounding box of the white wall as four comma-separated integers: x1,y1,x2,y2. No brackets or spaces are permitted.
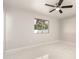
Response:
60,16,76,43
5,8,59,50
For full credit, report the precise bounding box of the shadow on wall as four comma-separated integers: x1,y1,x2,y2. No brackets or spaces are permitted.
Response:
59,16,76,43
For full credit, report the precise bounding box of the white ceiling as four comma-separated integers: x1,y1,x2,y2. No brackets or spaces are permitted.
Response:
4,0,76,19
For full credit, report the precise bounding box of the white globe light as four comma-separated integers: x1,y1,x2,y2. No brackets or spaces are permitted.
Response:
56,8,60,11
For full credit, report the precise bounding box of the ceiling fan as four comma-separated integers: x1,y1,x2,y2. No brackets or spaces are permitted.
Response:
45,0,73,14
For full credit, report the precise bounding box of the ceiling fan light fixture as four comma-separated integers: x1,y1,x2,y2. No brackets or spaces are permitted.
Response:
56,8,60,11
45,0,73,14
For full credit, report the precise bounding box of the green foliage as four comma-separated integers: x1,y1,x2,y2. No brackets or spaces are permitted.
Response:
34,19,48,30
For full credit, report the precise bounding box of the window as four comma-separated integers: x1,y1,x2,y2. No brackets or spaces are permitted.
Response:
34,18,49,34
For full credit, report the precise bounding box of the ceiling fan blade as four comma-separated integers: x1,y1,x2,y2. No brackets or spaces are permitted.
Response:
49,9,56,13
61,5,73,8
59,9,63,13
45,3,55,7
57,0,63,7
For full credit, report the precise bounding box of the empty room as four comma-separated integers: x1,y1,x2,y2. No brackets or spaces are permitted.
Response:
4,0,76,59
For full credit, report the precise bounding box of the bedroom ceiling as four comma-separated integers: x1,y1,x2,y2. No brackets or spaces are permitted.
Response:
4,0,76,19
